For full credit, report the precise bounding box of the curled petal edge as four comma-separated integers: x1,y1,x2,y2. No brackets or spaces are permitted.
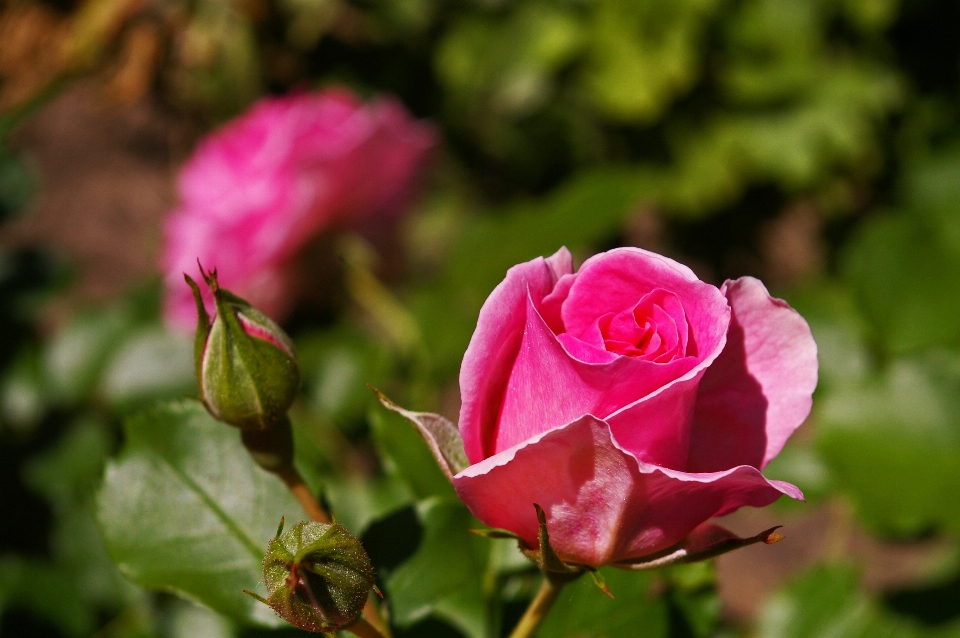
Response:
376,392,802,566
373,388,469,480
613,523,785,570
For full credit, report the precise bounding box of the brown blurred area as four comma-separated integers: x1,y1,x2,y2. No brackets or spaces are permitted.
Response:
0,0,198,317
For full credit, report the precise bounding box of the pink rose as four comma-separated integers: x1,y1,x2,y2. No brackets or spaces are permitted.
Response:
382,247,817,568
161,88,436,328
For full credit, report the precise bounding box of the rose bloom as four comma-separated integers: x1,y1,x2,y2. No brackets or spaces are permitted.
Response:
161,88,436,328
449,247,818,567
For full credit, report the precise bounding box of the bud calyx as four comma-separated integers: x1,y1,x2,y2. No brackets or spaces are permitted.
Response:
187,269,300,430
247,519,376,633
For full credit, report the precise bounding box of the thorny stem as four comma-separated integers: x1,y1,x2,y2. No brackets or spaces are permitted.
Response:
276,465,391,637
508,576,565,638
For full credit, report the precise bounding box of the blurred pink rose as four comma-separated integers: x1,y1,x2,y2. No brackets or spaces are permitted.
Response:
450,247,818,567
161,88,436,328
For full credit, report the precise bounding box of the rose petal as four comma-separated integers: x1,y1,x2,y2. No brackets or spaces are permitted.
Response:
452,415,801,567
458,248,574,464
493,293,700,456
605,369,705,469
688,277,819,472
561,248,727,360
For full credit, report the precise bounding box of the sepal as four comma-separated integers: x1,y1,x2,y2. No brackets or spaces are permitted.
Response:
614,523,785,571
373,388,469,479
245,519,376,633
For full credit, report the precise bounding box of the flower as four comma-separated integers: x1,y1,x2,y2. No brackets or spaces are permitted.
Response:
382,247,817,569
186,269,300,431
161,88,437,328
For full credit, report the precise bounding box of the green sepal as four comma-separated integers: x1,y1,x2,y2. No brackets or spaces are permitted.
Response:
587,567,614,599
613,524,786,571
185,273,211,387
521,504,582,581
253,520,376,633
469,527,522,540
192,269,301,430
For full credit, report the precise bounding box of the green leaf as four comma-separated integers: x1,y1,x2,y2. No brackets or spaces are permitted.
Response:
23,418,113,509
296,326,395,428
818,354,960,534
374,389,469,479
583,0,716,123
323,473,412,538
96,400,303,627
843,212,960,353
757,565,960,638
0,555,98,637
100,326,195,408
385,498,487,633
538,568,668,638
369,406,457,501
43,305,136,404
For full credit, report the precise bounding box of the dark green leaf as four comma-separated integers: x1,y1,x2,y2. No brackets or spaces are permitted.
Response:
385,498,487,634
369,406,457,501
96,400,302,627
538,568,668,638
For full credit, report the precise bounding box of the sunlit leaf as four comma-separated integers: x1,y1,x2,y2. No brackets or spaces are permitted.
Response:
96,400,302,626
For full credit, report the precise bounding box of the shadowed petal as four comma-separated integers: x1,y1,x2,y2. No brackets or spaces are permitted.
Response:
688,277,819,472
452,415,801,567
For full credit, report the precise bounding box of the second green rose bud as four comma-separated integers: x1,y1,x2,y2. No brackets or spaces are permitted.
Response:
187,269,300,431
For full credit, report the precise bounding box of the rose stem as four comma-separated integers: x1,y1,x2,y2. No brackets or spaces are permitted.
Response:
276,465,392,637
508,576,565,638
276,466,331,524
346,617,388,638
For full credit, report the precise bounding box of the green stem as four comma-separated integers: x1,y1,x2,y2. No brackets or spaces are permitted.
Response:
346,616,387,638
508,576,565,638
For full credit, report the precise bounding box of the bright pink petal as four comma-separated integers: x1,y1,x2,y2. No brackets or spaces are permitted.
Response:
458,248,573,464
688,277,819,472
605,369,705,469
452,415,801,567
561,248,728,360
492,293,700,460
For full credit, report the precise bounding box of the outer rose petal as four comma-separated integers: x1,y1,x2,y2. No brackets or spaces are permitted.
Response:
458,248,573,464
688,277,819,472
490,249,729,464
452,415,801,567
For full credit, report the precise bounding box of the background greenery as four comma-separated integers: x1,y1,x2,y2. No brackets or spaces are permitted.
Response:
2,0,960,636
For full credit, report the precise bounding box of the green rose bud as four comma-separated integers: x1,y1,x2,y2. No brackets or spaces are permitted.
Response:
186,269,300,430
246,519,376,633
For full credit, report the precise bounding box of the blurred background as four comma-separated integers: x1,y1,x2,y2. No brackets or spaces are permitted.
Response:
2,0,960,636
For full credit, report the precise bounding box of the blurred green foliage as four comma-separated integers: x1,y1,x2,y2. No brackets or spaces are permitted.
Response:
3,0,960,635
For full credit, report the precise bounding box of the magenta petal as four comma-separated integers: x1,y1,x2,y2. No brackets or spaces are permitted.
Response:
458,248,574,464
561,248,728,360
452,415,801,567
688,277,819,472
493,293,699,455
605,369,706,469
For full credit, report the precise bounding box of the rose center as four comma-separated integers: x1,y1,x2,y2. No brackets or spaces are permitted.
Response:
589,289,690,362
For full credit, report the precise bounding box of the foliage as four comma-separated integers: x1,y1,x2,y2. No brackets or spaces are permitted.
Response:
2,0,960,636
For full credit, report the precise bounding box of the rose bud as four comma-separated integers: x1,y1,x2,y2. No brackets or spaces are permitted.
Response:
186,269,300,431
245,519,376,633
379,246,817,570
